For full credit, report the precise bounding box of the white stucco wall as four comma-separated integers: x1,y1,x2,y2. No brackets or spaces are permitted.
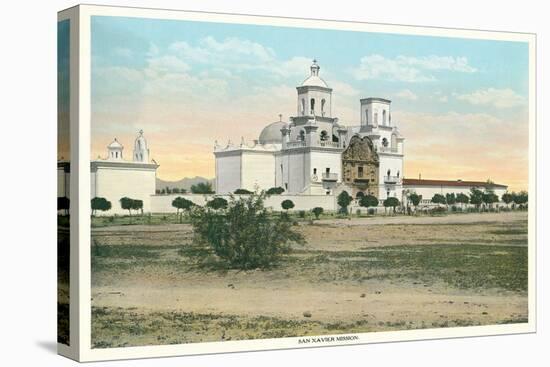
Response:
92,165,157,214
241,151,276,191
150,193,336,213
215,153,241,194
404,184,508,203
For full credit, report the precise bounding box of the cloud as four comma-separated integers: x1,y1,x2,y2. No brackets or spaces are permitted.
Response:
352,54,477,82
392,110,528,190
395,89,418,101
455,88,526,108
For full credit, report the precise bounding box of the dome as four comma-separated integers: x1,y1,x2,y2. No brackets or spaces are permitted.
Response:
301,75,329,88
300,59,329,88
258,121,285,144
108,138,123,149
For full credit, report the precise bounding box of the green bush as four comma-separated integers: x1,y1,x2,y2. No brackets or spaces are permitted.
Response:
189,193,305,269
266,187,285,195
312,207,324,219
298,210,306,218
281,199,295,211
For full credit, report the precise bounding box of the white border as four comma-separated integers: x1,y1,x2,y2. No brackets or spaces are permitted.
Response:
68,4,536,362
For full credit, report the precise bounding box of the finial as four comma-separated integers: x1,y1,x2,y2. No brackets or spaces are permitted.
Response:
310,59,320,76
278,113,282,122
139,129,144,135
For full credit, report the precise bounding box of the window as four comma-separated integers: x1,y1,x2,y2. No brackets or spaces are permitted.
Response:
397,170,400,178
374,112,378,124
387,169,391,176
321,99,326,116
358,166,364,177
382,137,388,147
383,110,387,124
313,168,317,174
115,151,118,158
365,109,369,124
298,129,305,141
326,167,330,173
310,98,315,114
301,99,305,115
320,130,329,141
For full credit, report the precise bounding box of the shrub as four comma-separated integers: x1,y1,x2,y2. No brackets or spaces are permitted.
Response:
206,197,228,210
298,210,306,218
368,208,375,215
281,199,295,211
172,196,195,223
189,193,305,269
337,191,353,214
234,188,253,195
383,197,400,214
359,194,378,210
266,186,285,195
190,182,214,194
91,197,111,216
312,207,323,219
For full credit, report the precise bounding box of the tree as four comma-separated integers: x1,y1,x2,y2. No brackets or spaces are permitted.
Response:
312,207,324,220
131,199,144,215
356,191,365,199
456,193,469,209
501,192,514,206
58,196,70,216
359,194,379,212
445,193,456,208
337,191,353,215
172,188,180,194
408,193,422,212
191,182,214,194
383,197,400,214
513,191,528,208
120,197,142,220
172,196,195,223
91,197,111,216
207,197,229,210
189,193,305,269
266,186,285,195
431,194,446,207
281,199,295,211
482,189,499,209
234,188,253,195
469,188,484,211
120,197,134,217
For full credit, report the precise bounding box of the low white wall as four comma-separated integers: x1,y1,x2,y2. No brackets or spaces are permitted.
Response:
150,193,336,213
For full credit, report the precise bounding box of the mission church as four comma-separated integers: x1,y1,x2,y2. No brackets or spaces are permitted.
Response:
214,60,506,203
59,60,508,215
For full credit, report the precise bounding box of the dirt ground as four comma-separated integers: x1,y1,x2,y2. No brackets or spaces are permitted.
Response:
91,211,528,347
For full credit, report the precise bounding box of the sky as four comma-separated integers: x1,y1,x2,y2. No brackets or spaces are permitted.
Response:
91,16,530,191
58,19,70,161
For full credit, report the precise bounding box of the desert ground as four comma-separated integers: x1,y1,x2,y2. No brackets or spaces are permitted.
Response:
91,211,528,348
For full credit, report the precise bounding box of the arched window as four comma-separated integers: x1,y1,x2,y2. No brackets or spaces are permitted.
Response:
321,99,326,116
382,137,388,147
310,98,315,114
320,130,329,141
301,99,305,116
115,151,118,158
387,169,391,176
383,110,387,124
298,129,305,141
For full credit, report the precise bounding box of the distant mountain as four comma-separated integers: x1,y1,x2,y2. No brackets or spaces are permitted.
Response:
156,176,215,191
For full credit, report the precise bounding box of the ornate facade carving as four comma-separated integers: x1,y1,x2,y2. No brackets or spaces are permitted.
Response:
342,135,380,197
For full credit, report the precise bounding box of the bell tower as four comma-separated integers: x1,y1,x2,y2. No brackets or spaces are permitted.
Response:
296,60,333,118
133,130,150,163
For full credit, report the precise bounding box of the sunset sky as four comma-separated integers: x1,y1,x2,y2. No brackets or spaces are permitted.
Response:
91,16,530,191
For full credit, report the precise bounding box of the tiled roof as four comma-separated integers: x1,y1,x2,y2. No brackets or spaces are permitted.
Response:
403,178,507,188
